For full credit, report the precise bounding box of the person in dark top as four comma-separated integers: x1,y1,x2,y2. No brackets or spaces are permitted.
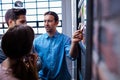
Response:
0,8,26,63
0,24,39,80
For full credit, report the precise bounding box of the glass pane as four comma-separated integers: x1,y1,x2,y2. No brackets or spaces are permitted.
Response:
3,10,8,17
27,22,36,27
33,28,38,34
38,28,46,34
37,0,49,1
0,12,2,17
25,2,36,8
0,29,7,34
2,0,12,3
49,0,61,1
25,0,36,2
39,22,44,26
0,17,4,23
50,8,61,13
2,4,12,10
4,23,7,27
50,1,61,7
37,8,48,14
58,20,62,26
27,15,37,21
27,9,36,15
38,15,44,21
56,27,62,33
37,2,48,8
58,14,62,20
0,29,4,34
13,0,24,3
0,23,2,28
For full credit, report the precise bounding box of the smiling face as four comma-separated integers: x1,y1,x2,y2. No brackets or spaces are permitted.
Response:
44,14,58,34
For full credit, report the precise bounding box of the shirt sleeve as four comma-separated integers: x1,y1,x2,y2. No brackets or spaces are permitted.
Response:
64,36,76,61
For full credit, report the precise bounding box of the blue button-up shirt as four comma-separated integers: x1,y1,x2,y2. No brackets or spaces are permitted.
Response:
33,31,74,80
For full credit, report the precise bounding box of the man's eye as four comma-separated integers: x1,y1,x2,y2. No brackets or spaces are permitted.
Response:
21,21,26,24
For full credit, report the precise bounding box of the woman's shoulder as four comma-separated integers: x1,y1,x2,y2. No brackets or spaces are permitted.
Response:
0,64,19,80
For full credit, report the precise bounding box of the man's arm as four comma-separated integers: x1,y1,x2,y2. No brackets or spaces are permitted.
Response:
69,30,83,58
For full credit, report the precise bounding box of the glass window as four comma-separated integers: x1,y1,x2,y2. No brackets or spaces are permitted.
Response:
37,2,48,8
0,0,62,34
27,9,37,15
37,0,49,1
37,9,48,15
25,2,36,8
0,12,2,17
38,28,46,34
2,4,12,10
3,10,8,17
38,15,44,21
2,0,12,3
57,27,62,33
25,0,36,2
27,22,36,27
50,8,62,13
0,23,2,28
58,14,62,20
50,1,61,7
39,22,44,26
26,15,37,21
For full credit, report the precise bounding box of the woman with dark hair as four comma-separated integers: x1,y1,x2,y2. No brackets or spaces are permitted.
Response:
0,25,39,80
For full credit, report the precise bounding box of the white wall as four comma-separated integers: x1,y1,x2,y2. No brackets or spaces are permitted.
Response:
62,0,72,37
62,0,77,80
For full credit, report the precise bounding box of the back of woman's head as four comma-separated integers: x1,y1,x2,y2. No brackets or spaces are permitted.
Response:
1,24,34,59
1,25,38,80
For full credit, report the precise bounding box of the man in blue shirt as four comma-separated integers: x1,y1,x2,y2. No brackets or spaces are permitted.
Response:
33,11,83,80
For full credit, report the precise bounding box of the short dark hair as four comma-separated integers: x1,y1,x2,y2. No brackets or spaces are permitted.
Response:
5,8,26,26
44,11,59,22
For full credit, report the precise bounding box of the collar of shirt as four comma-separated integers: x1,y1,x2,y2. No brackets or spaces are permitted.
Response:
45,31,59,39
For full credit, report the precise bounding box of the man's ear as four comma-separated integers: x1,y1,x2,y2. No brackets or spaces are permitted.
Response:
56,21,59,25
8,19,15,27
8,19,12,24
